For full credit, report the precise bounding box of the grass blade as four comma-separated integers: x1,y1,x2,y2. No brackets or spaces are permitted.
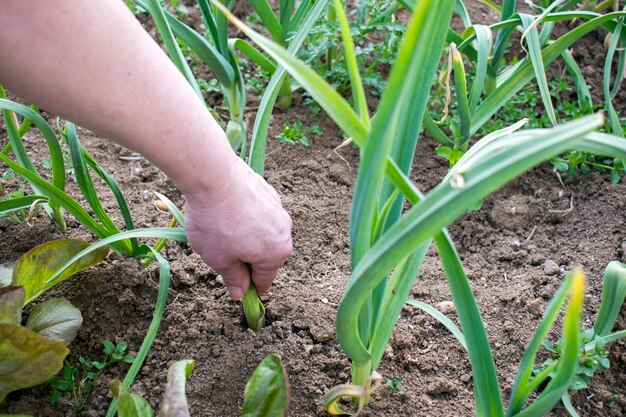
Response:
406,298,467,350
603,13,624,137
64,123,125,238
0,195,46,216
468,24,493,111
140,0,203,99
333,0,369,125
506,272,576,415
519,13,557,126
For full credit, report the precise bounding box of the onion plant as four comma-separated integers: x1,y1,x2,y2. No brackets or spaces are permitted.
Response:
130,0,326,165
422,0,626,171
0,94,189,416
213,0,626,414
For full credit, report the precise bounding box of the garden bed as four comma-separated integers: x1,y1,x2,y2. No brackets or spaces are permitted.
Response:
2,1,626,416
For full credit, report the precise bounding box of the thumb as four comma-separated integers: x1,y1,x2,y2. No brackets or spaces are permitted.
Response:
218,261,251,300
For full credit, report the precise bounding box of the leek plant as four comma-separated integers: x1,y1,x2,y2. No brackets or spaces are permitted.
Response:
130,0,326,164
423,0,626,172
213,0,626,414
0,94,189,416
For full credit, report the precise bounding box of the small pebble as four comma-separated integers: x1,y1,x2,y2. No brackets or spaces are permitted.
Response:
436,301,456,315
543,260,559,276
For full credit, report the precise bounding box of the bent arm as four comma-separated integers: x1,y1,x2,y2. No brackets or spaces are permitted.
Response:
0,0,293,299
0,0,235,195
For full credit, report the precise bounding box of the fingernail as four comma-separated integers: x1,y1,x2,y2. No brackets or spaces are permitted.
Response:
227,285,243,300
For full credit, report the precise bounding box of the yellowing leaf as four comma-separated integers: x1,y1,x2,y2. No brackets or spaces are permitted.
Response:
0,323,68,403
12,239,109,304
0,287,24,325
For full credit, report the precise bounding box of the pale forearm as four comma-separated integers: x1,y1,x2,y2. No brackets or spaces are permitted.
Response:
0,0,236,195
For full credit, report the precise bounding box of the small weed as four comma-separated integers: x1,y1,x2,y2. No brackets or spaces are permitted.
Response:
49,340,134,414
534,328,610,394
276,120,311,146
299,0,405,97
605,393,619,407
385,377,405,396
306,124,324,137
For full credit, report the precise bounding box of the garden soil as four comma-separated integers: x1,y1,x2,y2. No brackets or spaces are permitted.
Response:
1,1,626,416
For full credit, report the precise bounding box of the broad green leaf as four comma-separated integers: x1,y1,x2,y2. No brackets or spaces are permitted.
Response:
12,239,109,304
593,261,626,337
242,354,290,417
0,323,68,403
26,297,82,345
109,379,154,417
159,360,195,417
0,286,24,325
243,282,266,332
0,263,15,287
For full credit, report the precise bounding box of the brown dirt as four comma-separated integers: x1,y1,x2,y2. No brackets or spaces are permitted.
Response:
2,1,626,417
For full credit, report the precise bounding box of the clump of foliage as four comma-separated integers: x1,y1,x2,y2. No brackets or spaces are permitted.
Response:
276,120,312,146
299,0,405,97
50,340,135,413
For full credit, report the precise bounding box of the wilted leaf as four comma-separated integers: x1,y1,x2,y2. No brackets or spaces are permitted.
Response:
159,360,194,417
0,262,15,287
0,323,68,403
109,379,154,417
242,354,290,417
0,286,25,325
12,239,109,304
26,298,82,345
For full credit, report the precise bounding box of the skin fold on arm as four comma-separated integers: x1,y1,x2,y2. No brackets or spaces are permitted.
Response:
0,0,293,299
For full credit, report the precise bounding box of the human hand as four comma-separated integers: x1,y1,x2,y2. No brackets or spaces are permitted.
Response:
183,157,293,299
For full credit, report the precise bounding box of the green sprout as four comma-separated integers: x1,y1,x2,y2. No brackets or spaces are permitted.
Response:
50,340,135,414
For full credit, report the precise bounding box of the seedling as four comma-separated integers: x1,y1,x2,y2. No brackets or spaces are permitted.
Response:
276,120,312,146
50,340,135,414
533,261,626,415
385,378,405,396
